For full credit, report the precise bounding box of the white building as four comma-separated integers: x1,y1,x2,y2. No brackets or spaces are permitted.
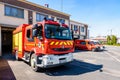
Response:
70,20,88,39
0,0,70,56
117,38,120,44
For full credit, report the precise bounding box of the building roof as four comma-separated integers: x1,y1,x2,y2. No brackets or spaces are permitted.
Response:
70,20,88,26
0,0,70,19
19,0,70,16
0,23,18,28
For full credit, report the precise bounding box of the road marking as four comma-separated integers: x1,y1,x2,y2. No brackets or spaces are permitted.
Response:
110,50,120,56
103,68,120,77
106,51,120,63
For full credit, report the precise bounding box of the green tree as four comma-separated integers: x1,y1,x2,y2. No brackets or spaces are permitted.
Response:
107,35,111,45
111,35,117,45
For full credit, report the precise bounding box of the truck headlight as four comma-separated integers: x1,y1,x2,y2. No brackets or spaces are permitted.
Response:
43,55,53,60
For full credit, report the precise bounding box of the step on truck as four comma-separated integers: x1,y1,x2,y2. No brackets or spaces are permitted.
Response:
12,18,74,71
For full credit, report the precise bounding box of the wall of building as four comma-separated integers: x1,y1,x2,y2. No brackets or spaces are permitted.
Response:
70,20,88,39
33,11,36,24
0,26,1,56
0,0,71,56
0,0,70,26
33,11,69,25
0,3,28,26
70,21,80,38
80,26,86,36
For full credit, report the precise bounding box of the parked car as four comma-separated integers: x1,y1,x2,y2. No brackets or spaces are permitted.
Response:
75,39,102,51
91,40,105,51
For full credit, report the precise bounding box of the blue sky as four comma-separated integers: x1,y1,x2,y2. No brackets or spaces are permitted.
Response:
28,0,120,37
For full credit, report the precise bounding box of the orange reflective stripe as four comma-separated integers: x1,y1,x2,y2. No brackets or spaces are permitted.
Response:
67,41,70,45
50,41,55,45
50,41,73,46
70,41,73,45
64,42,67,45
26,44,35,46
59,42,63,45
41,44,45,50
55,42,59,45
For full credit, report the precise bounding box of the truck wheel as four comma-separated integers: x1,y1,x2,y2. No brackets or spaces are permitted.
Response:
30,54,39,72
15,51,20,61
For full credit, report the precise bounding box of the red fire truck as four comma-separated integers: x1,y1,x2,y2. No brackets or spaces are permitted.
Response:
12,18,74,71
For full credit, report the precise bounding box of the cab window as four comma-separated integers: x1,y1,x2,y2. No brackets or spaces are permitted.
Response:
32,23,43,39
27,29,31,38
80,41,86,45
26,29,33,41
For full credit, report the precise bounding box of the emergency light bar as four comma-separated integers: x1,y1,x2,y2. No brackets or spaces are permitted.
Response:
44,17,54,21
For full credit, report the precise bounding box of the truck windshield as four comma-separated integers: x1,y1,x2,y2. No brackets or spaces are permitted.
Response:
45,24,72,40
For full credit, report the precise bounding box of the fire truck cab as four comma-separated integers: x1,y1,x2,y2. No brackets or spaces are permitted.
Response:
13,18,74,71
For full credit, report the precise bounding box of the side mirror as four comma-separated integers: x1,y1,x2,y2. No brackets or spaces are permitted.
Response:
32,29,37,37
37,36,43,40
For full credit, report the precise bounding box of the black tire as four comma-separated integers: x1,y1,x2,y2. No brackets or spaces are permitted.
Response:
30,53,39,72
15,51,21,61
75,47,78,50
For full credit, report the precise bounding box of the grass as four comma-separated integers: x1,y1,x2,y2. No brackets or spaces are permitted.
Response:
105,44,120,46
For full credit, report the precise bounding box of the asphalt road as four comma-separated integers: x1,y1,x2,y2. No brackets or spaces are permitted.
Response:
7,46,120,80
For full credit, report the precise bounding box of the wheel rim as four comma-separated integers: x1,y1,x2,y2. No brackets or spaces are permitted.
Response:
31,56,36,69
16,51,18,60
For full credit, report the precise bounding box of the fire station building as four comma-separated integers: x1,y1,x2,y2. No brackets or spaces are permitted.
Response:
0,0,70,56
70,20,88,39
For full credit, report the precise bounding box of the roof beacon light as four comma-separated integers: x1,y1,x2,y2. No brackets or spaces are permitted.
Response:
44,17,54,21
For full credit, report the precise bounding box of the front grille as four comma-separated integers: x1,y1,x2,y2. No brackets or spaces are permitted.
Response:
52,48,70,52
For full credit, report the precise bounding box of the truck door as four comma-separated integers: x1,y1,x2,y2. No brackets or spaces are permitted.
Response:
25,28,35,51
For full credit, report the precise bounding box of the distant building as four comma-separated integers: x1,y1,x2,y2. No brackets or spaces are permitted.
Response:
117,38,120,44
91,36,107,44
70,20,88,39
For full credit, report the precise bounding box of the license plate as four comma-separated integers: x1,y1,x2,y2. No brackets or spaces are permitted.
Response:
100,47,103,50
59,59,66,63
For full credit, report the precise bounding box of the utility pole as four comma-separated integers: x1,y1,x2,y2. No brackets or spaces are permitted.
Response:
61,0,63,12
111,29,112,36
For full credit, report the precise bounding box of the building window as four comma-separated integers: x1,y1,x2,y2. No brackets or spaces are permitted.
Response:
36,13,48,21
5,5,24,18
57,18,65,24
74,25,78,31
81,27,85,32
51,16,55,20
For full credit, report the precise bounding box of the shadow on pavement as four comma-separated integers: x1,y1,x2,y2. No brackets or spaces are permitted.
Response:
74,50,90,53
0,53,103,77
44,59,103,76
2,52,16,61
74,49,107,53
0,57,16,80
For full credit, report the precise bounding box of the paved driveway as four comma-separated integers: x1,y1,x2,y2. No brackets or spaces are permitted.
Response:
1,46,120,80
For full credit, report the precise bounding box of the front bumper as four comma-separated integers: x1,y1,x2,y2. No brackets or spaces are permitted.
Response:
37,53,73,68
100,46,105,50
